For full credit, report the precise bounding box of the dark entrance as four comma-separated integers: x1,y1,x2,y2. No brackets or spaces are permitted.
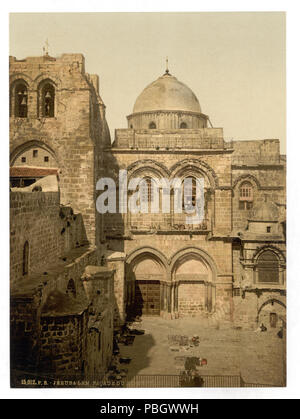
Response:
135,280,160,316
270,312,278,328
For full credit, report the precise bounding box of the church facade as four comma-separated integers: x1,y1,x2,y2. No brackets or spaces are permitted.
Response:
104,68,286,329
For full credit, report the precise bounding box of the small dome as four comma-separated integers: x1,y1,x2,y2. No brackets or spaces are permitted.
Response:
249,201,279,221
133,73,201,114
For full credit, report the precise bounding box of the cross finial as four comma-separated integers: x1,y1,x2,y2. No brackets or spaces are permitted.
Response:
165,56,169,74
43,39,49,55
164,56,171,76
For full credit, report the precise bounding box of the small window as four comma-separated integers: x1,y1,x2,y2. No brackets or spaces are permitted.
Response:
239,182,253,209
33,150,38,158
23,241,29,275
44,156,49,162
233,288,241,297
180,122,187,129
267,226,271,233
21,157,26,163
149,122,156,129
239,182,253,199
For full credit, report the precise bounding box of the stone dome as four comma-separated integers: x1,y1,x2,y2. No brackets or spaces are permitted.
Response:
133,72,202,114
249,201,279,222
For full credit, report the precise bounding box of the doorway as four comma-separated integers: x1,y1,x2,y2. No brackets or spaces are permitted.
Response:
270,312,278,328
135,280,160,316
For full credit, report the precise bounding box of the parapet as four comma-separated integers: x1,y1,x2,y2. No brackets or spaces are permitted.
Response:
113,128,225,150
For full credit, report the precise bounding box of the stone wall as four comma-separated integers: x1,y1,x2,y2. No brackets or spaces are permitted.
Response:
10,191,88,286
12,146,57,168
81,266,114,379
106,252,126,326
10,248,115,382
178,283,206,316
10,296,39,371
10,191,61,284
232,139,281,165
10,189,115,383
39,312,88,375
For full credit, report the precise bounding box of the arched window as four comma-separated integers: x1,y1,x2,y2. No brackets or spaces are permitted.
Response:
180,122,187,129
22,241,29,275
257,251,279,283
182,177,197,210
239,181,253,210
14,82,28,118
41,82,55,117
149,122,156,129
66,279,76,298
140,178,154,205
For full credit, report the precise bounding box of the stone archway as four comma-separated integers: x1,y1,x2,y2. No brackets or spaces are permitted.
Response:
170,248,217,318
126,249,168,318
258,299,286,328
10,140,60,188
10,140,59,167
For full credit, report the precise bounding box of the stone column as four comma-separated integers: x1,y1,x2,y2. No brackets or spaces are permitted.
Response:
170,283,175,319
164,283,168,314
160,282,165,314
174,281,179,318
106,250,126,326
131,280,135,305
212,283,216,312
167,283,172,315
170,283,173,318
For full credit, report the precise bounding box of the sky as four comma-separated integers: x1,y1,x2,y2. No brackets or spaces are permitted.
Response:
10,12,286,152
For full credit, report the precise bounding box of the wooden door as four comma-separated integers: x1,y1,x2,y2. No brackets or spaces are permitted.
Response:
135,280,160,316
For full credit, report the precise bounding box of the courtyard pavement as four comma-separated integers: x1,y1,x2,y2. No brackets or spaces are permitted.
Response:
118,316,286,387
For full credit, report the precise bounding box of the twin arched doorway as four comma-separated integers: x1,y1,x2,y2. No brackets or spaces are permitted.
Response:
126,248,216,318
